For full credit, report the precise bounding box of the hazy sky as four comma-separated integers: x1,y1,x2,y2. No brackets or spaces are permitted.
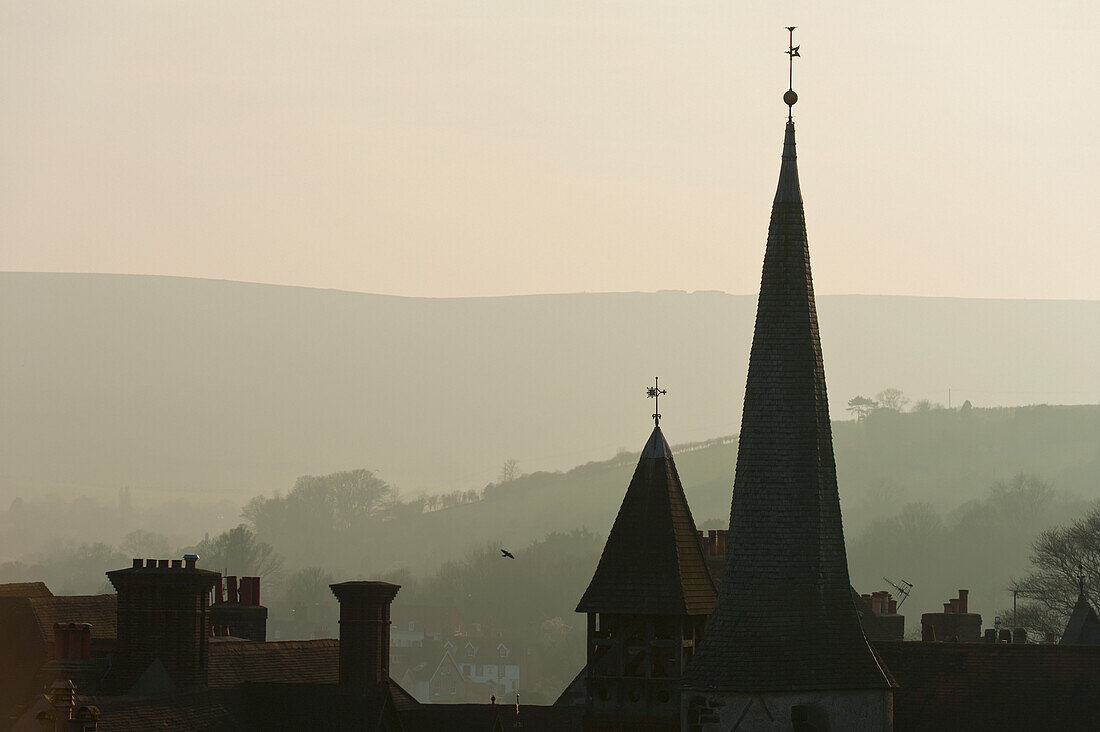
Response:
2,2,1097,300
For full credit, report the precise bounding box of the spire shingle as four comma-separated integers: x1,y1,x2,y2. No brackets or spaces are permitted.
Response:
576,426,716,616
683,119,894,691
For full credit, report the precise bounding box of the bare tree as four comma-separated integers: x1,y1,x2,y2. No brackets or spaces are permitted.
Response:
194,524,284,581
875,388,910,412
284,566,334,611
499,459,521,483
1009,501,1100,638
120,530,171,558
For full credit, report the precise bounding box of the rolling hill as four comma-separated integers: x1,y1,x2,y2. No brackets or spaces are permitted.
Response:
1,272,1097,500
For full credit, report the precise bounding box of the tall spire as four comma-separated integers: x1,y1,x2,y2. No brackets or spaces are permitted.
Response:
683,35,893,694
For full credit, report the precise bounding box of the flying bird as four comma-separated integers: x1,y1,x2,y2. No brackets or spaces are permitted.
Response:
500,549,515,559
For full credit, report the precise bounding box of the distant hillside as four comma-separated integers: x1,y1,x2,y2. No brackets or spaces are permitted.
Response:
239,404,1099,636
1,273,1097,498
341,404,1100,577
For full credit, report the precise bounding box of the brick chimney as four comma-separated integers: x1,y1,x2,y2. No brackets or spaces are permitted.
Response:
330,581,401,689
53,623,92,661
106,557,220,691
921,589,981,642
209,576,268,641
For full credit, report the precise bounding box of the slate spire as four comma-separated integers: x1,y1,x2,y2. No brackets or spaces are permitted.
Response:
683,117,894,691
576,424,716,616
1060,589,1100,645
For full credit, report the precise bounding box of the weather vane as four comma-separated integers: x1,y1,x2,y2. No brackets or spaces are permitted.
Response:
785,26,800,119
646,377,667,427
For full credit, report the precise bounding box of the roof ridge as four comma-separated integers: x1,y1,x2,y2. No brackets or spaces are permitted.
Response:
666,450,716,614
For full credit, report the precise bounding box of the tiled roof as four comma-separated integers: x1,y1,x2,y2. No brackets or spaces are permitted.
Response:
86,688,250,731
1060,592,1100,645
0,582,52,598
207,637,418,713
239,683,399,730
877,641,1100,731
576,425,716,616
207,639,339,686
685,120,893,692
86,683,404,731
27,595,117,645
401,703,582,731
387,677,420,712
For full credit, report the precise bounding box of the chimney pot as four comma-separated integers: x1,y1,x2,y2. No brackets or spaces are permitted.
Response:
888,599,898,614
171,559,182,569
145,559,157,568
183,554,198,569
53,623,68,660
132,558,143,569
157,559,169,569
958,589,969,614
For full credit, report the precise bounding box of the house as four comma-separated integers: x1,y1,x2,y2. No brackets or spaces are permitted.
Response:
0,582,117,726
455,641,520,699
398,647,467,704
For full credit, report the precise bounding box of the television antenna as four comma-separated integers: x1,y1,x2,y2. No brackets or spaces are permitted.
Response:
883,577,913,607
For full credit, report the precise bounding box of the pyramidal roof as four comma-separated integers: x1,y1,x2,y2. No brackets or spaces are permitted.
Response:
1060,592,1100,645
576,425,716,616
683,119,894,691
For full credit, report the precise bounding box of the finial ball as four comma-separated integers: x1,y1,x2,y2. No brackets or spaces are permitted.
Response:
783,89,798,107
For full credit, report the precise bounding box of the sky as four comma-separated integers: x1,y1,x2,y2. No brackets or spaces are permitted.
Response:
2,1,1097,300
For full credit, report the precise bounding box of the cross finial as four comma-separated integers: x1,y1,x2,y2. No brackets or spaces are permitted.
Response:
785,26,800,120
1079,562,1086,595
646,377,667,427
